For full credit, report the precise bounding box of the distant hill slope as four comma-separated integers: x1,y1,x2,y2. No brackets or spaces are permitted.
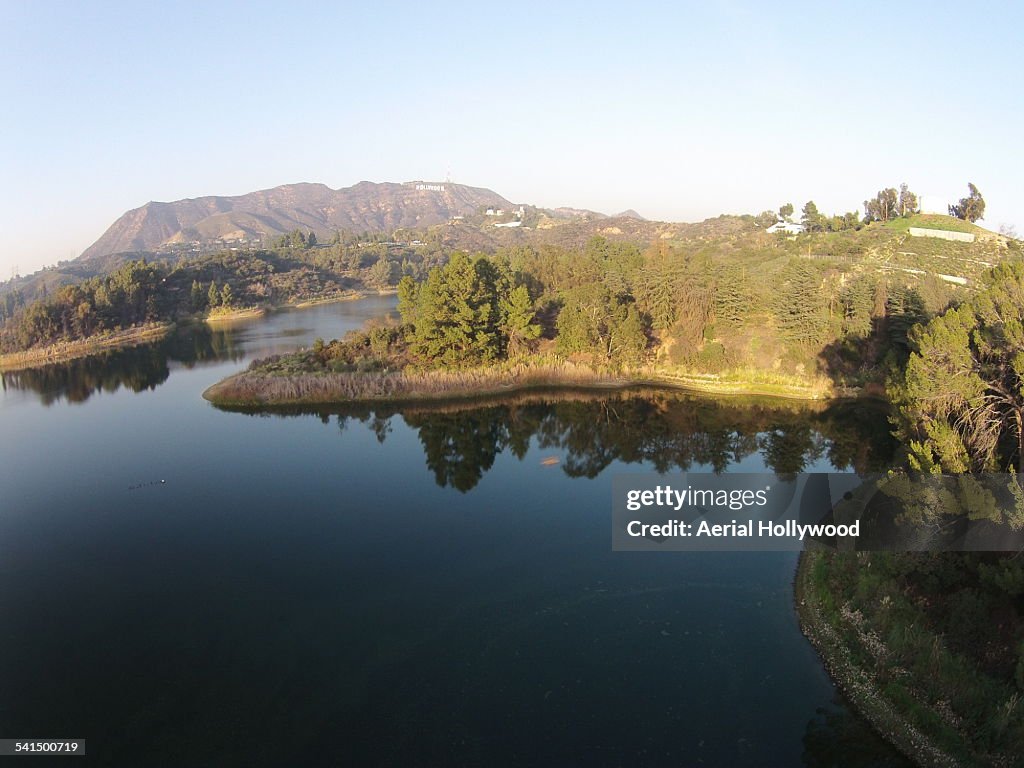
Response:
81,181,514,261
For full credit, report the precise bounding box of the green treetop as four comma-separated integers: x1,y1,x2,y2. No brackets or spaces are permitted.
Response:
949,183,986,223
895,261,1024,473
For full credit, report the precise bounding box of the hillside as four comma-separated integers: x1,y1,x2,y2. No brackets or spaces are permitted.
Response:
882,212,995,236
80,181,514,262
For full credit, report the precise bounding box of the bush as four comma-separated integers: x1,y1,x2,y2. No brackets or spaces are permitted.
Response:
695,342,727,373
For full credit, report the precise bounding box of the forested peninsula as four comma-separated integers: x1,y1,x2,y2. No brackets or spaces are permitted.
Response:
201,204,1016,408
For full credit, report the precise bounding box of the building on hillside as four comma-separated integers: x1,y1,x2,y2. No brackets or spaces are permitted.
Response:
918,194,952,215
765,221,803,235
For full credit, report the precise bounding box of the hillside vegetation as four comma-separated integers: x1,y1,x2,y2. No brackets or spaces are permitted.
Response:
4,207,1017,387
215,215,1017,402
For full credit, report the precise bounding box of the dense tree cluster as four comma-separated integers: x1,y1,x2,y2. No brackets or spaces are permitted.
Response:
0,233,442,353
397,253,540,366
895,261,1024,473
862,183,918,223
790,201,861,233
1,260,163,351
1,287,26,324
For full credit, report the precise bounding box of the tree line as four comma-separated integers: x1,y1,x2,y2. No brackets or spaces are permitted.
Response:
300,229,967,387
0,235,438,353
756,181,985,233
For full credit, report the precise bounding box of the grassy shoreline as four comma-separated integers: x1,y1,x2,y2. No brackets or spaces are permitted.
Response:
291,288,397,308
204,307,267,323
0,323,173,372
795,551,1007,768
202,360,835,407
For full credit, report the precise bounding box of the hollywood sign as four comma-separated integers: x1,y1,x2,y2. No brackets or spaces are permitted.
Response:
416,184,445,192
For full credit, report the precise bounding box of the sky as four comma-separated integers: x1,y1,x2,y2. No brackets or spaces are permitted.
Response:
1,0,1022,276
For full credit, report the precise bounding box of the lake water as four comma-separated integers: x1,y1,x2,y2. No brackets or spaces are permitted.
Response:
0,298,909,767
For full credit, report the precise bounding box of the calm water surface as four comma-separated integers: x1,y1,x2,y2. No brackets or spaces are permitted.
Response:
0,298,909,767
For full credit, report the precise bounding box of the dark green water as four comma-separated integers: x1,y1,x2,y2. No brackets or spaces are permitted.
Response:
0,298,910,767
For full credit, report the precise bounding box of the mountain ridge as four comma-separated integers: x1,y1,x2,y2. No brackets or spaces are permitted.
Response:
80,180,515,261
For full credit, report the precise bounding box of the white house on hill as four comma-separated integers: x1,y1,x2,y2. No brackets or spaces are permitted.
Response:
765,221,803,235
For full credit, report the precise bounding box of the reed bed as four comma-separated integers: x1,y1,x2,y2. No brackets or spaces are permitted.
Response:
204,361,631,406
203,355,836,406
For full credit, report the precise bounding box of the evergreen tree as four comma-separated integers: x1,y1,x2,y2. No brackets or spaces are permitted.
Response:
801,201,823,232
191,280,205,311
895,261,1024,473
406,253,506,365
840,276,874,338
208,281,220,308
556,283,610,356
607,303,647,363
714,265,752,329
774,260,826,345
220,283,233,308
500,284,541,357
397,275,420,327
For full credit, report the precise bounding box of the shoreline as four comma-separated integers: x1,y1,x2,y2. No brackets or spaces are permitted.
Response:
204,307,267,323
0,323,173,372
290,288,397,308
0,289,393,371
202,362,838,407
794,552,959,768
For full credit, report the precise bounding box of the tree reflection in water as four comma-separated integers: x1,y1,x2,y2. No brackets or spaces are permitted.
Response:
311,391,896,492
1,324,244,405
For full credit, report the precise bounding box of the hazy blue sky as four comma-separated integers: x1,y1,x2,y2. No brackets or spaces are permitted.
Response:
2,0,1022,275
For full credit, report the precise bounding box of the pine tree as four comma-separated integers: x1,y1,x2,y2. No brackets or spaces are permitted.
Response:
406,253,506,365
714,266,752,329
895,261,1024,473
774,260,826,345
801,201,823,232
208,281,220,308
397,275,420,327
191,280,205,311
841,276,874,338
500,285,541,357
